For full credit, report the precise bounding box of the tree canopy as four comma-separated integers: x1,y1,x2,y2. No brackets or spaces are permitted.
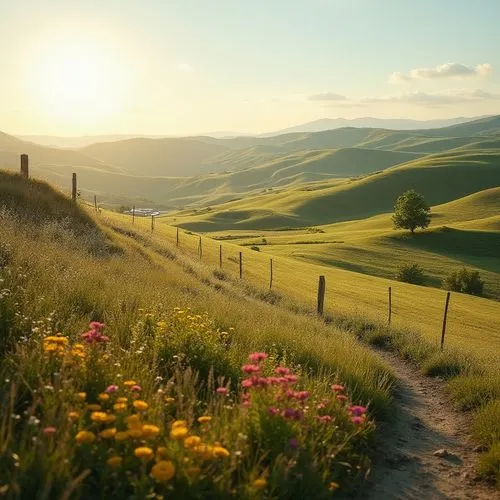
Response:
392,190,431,233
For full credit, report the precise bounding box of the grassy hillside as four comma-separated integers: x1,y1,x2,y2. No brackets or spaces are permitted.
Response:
170,150,500,230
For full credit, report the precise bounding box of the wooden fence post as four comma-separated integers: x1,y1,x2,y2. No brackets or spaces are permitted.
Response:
132,206,135,225
72,173,77,201
317,275,326,316
388,286,392,325
219,245,222,268
440,292,451,350
239,252,243,279
199,236,202,259
176,227,179,247
20,154,29,178
94,194,97,212
151,215,155,232
270,258,273,289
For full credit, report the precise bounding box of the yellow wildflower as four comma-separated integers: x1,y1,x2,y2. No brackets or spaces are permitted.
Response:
128,428,143,438
87,404,102,412
78,392,87,401
184,435,201,448
116,397,128,404
134,446,154,460
212,446,230,458
142,424,161,438
170,427,188,440
68,411,79,421
75,431,96,444
123,380,137,388
113,403,127,412
98,393,110,402
100,428,117,439
151,460,175,482
328,482,340,491
114,431,129,442
133,400,149,411
171,420,187,429
106,414,117,424
193,444,214,460
252,478,267,489
164,397,175,404
126,414,141,426
107,456,123,468
90,411,109,423
156,446,168,459
197,416,212,424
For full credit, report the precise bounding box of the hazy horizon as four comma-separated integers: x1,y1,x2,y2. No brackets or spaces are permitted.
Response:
2,0,500,136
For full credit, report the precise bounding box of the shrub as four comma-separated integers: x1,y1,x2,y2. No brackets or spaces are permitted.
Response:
250,246,260,252
442,267,484,296
395,263,426,285
477,442,500,487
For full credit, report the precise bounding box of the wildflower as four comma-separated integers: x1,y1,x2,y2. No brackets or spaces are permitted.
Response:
116,397,128,403
68,411,79,421
105,384,119,393
128,428,143,438
289,438,299,449
164,397,175,404
336,394,348,402
197,416,212,424
77,392,87,401
275,366,291,376
248,352,268,363
241,379,253,388
328,482,340,491
348,405,367,416
75,431,96,444
133,400,149,411
106,414,117,423
151,460,175,482
107,456,123,468
267,407,279,416
98,393,110,402
156,446,168,458
114,431,129,442
100,428,117,439
317,415,333,423
43,426,56,436
351,416,364,424
113,403,127,412
284,375,298,383
183,435,201,448
212,446,230,458
193,444,215,460
142,424,161,438
123,380,137,387
295,391,310,401
131,385,141,392
90,411,109,423
252,478,267,489
126,414,141,427
172,420,187,429
216,387,228,395
242,364,260,374
134,446,154,460
81,322,109,344
170,427,188,440
331,384,344,392
87,404,102,412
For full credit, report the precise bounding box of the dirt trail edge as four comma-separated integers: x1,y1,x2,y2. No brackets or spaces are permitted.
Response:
362,349,498,500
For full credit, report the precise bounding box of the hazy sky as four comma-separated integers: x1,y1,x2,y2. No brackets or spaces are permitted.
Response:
2,0,500,135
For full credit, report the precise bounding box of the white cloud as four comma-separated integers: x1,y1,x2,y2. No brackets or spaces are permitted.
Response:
177,63,193,73
362,88,500,105
307,92,347,101
390,63,492,83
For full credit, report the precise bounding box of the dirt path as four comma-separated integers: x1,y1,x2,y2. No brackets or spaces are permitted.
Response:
361,349,499,500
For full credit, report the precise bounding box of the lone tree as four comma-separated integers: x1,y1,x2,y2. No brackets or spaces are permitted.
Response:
392,190,431,234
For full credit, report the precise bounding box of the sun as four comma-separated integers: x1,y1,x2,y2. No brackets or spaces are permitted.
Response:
34,42,121,125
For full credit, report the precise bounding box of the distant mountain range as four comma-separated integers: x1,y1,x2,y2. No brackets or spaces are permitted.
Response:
18,115,491,148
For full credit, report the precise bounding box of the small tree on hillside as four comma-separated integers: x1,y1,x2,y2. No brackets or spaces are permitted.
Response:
443,267,484,296
392,190,431,234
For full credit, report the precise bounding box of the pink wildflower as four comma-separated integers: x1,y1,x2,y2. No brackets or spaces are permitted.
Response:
282,408,302,420
242,364,260,374
331,384,345,392
43,426,56,436
248,352,268,363
295,391,309,401
131,385,142,392
242,379,253,388
267,407,279,416
317,415,333,423
105,384,119,393
241,401,251,409
284,375,298,384
288,438,299,449
349,405,367,416
336,394,348,402
216,387,229,395
351,416,364,424
81,322,109,344
275,367,290,376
